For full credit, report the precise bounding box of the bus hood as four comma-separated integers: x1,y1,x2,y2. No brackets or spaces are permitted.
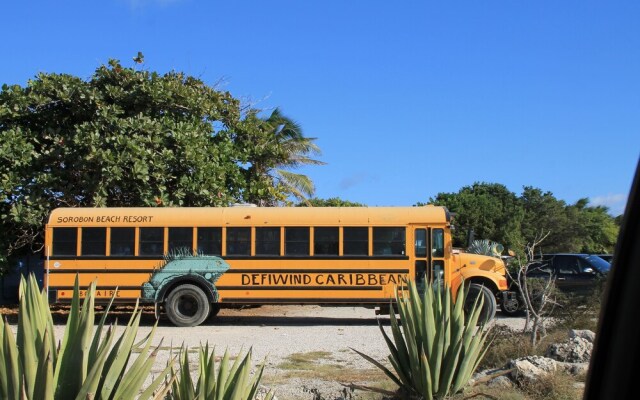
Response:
454,251,507,276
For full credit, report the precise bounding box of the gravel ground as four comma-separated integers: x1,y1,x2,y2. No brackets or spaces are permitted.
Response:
7,305,526,399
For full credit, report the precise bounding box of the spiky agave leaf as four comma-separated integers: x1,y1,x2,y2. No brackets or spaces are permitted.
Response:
0,274,172,400
354,280,492,399
170,345,273,400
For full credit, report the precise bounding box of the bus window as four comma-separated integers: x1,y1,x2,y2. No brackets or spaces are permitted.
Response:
433,260,445,284
52,227,77,256
314,227,338,256
415,229,427,258
256,227,280,256
285,227,309,256
81,227,106,256
432,229,444,257
197,227,222,255
373,227,405,256
169,227,193,254
139,228,164,256
227,227,250,256
110,227,134,256
343,227,368,256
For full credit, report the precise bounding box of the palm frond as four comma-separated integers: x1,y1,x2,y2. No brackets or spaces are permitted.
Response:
275,170,315,199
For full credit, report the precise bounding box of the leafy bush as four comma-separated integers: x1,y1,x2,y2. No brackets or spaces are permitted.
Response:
478,325,534,370
520,371,582,400
353,280,492,399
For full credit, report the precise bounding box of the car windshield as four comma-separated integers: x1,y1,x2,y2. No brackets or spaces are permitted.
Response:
586,255,611,272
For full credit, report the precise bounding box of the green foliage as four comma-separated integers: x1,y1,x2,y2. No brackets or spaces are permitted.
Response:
0,56,323,270
168,344,273,400
0,274,171,399
353,280,492,399
298,197,367,207
240,108,325,206
429,183,619,254
428,182,525,249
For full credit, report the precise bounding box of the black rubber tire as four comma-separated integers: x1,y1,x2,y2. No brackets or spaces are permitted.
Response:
165,284,210,327
464,283,497,324
500,294,524,316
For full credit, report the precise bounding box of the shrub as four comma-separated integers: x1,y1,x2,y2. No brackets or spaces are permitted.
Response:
353,280,492,399
0,274,272,400
478,325,534,370
0,274,171,399
520,371,582,400
169,344,274,400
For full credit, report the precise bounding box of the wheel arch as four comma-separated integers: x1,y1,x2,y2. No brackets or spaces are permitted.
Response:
459,269,504,296
466,276,500,296
156,275,217,304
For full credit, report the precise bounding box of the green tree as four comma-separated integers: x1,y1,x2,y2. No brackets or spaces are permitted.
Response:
297,197,366,207
429,182,524,249
570,200,618,253
240,108,324,205
0,57,314,270
520,186,573,253
426,183,619,254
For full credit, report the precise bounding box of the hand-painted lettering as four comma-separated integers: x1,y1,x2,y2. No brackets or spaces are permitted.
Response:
240,273,408,287
56,215,153,224
122,216,154,223
57,216,95,223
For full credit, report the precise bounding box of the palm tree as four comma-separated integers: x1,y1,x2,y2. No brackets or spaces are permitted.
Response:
257,108,325,205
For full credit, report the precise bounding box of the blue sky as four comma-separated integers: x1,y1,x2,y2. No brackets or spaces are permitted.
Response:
2,1,638,215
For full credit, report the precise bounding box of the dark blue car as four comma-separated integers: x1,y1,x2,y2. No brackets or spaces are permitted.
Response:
527,253,610,294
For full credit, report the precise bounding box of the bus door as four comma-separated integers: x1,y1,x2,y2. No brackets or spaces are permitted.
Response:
431,228,446,285
413,228,430,288
414,227,446,288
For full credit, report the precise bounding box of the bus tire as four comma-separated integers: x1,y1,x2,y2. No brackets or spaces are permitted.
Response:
465,283,497,324
165,284,210,327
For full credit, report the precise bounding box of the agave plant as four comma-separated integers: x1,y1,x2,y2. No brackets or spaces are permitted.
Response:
353,280,492,399
0,274,172,400
467,239,504,258
168,344,274,400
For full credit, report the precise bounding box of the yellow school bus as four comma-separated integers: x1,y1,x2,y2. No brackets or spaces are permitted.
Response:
44,205,509,326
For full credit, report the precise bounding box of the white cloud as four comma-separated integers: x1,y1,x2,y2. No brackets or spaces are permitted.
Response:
589,193,627,215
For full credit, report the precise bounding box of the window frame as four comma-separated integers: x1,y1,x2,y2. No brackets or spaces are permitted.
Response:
372,227,406,256
168,227,193,254
138,227,165,256
285,227,310,256
197,227,222,256
110,227,135,256
226,227,251,256
314,227,339,256
81,227,107,256
52,227,78,256
255,227,281,256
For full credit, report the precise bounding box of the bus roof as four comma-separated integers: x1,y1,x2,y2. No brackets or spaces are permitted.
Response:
47,206,450,227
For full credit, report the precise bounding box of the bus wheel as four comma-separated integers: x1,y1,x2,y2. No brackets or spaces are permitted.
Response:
464,283,497,324
165,284,210,327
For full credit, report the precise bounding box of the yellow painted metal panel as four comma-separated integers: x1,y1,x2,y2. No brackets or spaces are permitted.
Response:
47,206,448,227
